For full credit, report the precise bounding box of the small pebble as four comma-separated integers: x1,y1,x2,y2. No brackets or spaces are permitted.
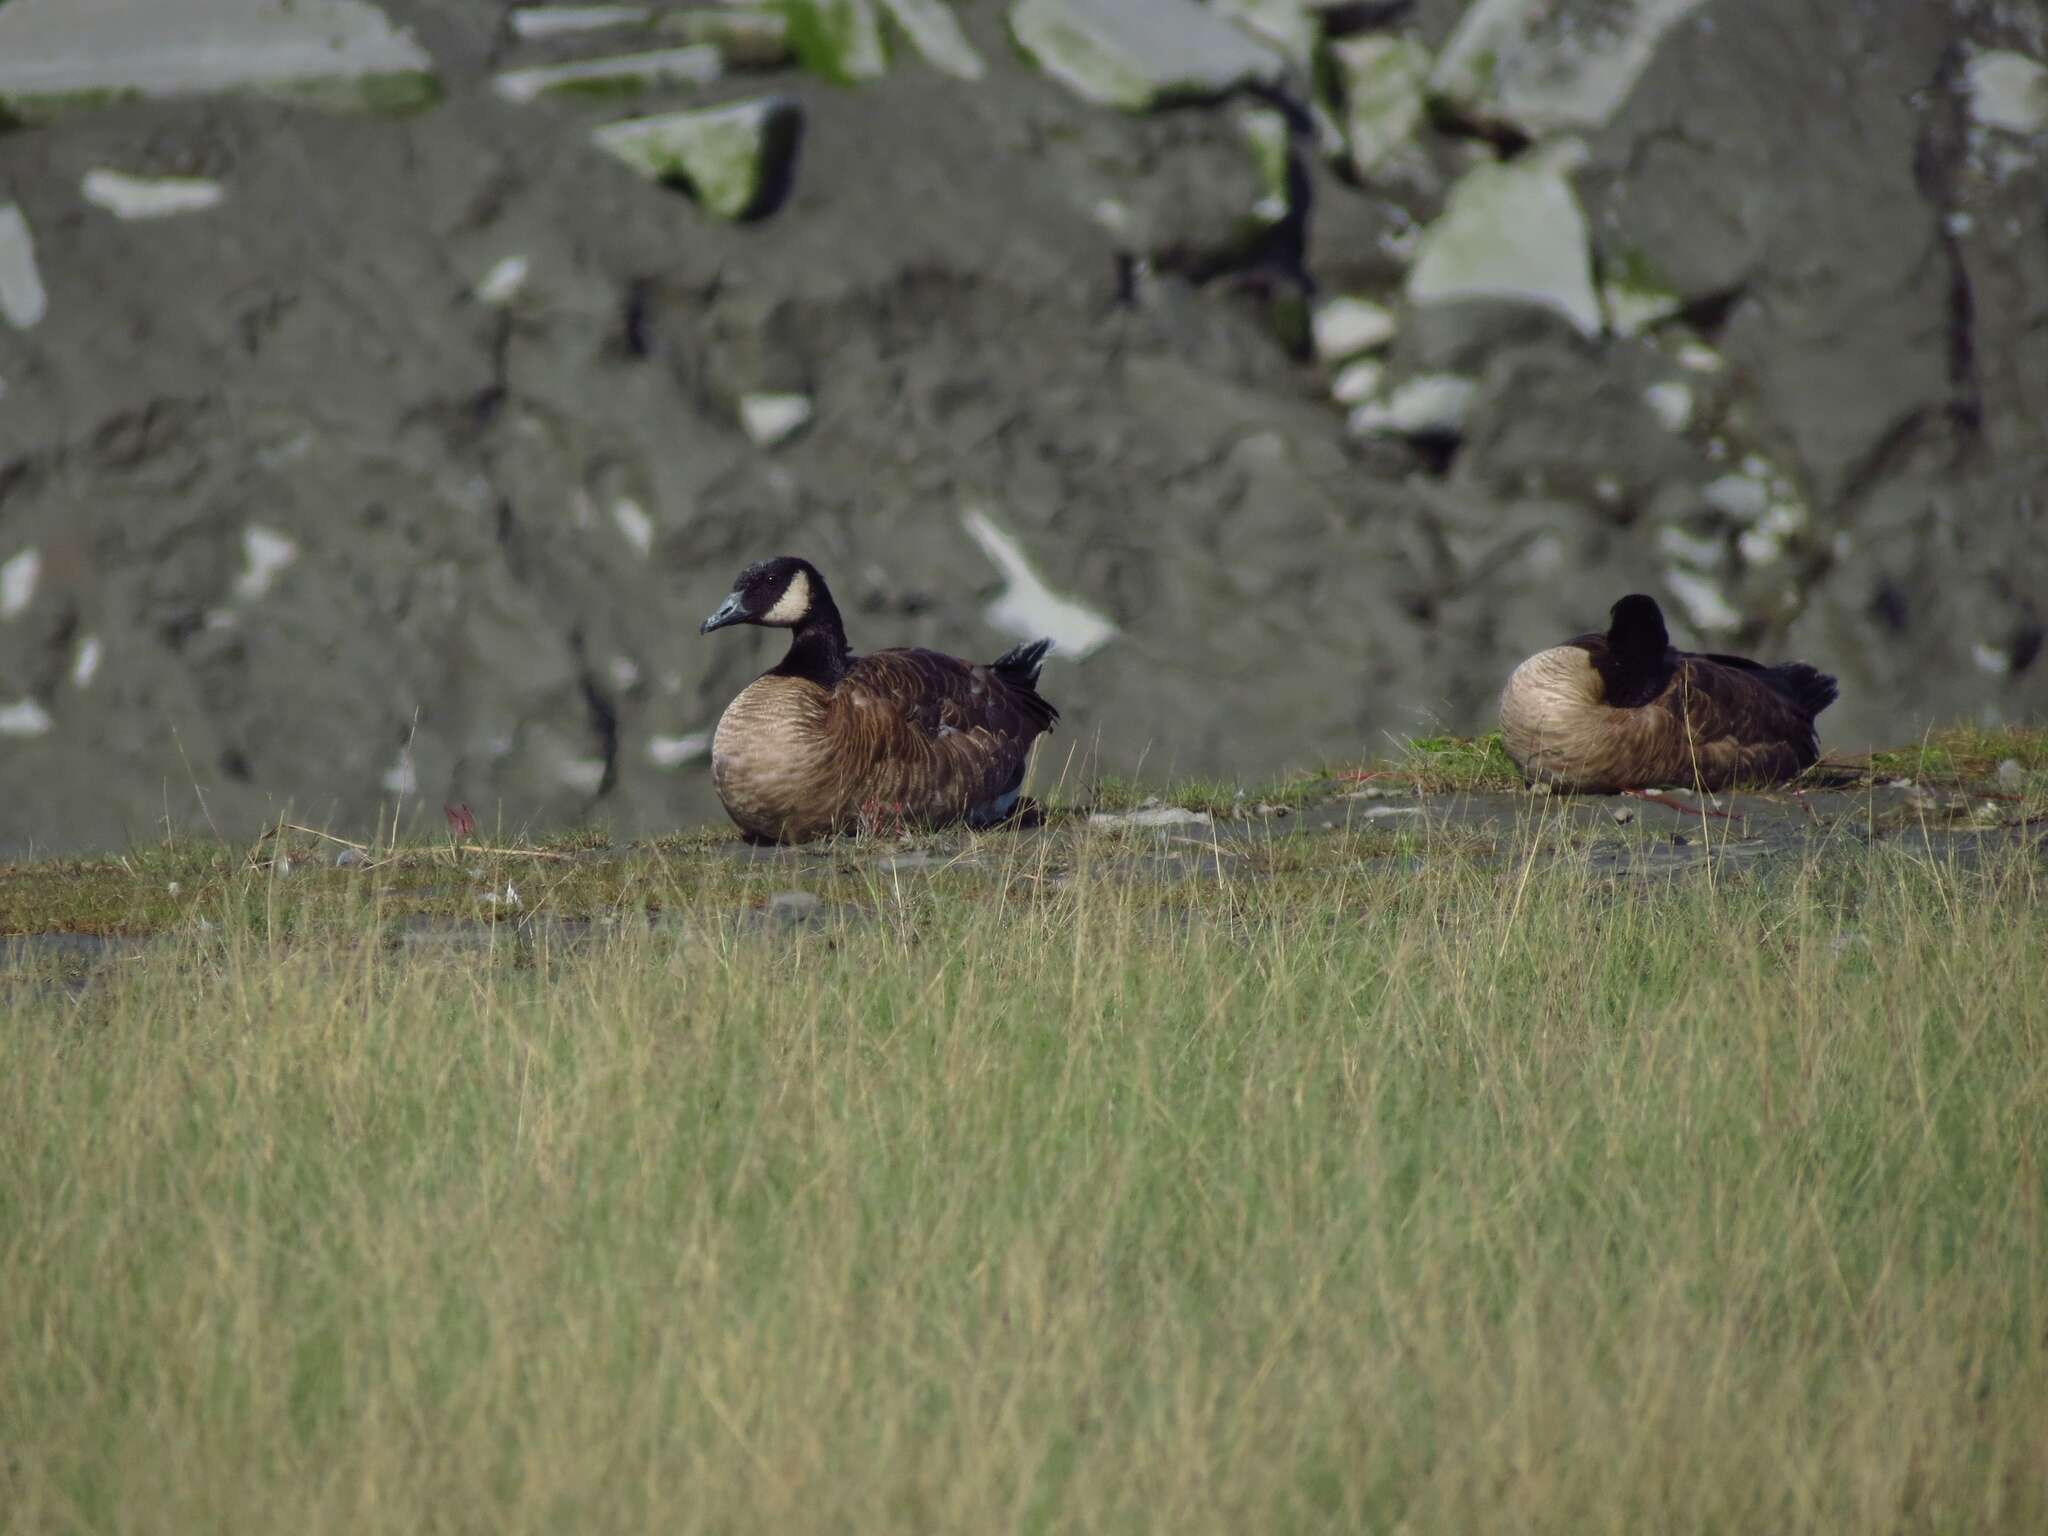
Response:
1610,806,1635,825
335,847,365,868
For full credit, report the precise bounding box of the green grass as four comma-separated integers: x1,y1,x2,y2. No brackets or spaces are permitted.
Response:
3,819,2046,1531
1864,723,2048,785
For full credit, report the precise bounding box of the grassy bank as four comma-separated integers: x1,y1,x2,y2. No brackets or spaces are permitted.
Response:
3,809,2045,1531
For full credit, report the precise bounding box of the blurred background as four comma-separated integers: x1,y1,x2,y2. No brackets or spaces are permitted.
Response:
0,0,2044,854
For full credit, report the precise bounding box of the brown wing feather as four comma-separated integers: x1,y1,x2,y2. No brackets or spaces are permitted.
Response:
1646,657,1821,788
824,648,1054,822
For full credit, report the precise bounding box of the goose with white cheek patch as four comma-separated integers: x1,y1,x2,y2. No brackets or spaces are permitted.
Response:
1498,593,1838,793
699,556,1059,843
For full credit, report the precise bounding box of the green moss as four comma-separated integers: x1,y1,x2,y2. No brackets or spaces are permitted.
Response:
1863,724,2048,784
1396,731,1524,793
780,0,888,85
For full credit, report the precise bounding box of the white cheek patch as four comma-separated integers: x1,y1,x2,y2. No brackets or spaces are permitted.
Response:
761,569,810,626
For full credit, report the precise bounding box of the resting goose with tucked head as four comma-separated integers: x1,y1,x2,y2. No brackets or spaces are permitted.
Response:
1498,593,1838,793
699,556,1059,843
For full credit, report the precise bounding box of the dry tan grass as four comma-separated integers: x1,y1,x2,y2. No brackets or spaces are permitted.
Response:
2,829,2045,1532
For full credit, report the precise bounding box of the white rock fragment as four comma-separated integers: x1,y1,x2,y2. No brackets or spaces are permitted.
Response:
560,757,608,794
380,745,418,796
1663,568,1742,632
72,635,103,689
1736,527,1785,566
648,731,711,768
611,498,655,556
510,5,650,40
0,205,48,330
0,698,53,738
81,168,226,219
1212,0,1317,70
0,0,435,105
1602,272,1682,337
1702,472,1770,522
739,392,814,447
876,0,985,80
592,97,804,220
493,45,720,103
0,548,39,621
1407,141,1601,338
1432,0,1710,134
961,506,1118,660
475,255,529,308
1643,381,1693,433
1973,642,2012,676
1657,524,1724,571
1675,341,1725,373
1008,0,1283,112
1347,374,1476,437
1966,50,2048,136
1088,804,1213,828
1328,33,1430,178
1311,297,1396,364
234,525,299,601
1330,358,1385,406
661,7,792,66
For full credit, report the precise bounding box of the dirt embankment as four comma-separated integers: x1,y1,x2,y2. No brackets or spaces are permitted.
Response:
1,0,2045,855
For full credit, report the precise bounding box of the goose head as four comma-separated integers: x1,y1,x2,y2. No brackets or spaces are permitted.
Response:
700,556,824,634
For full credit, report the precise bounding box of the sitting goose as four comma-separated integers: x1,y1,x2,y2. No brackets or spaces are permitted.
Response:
698,556,1059,843
1498,593,1838,793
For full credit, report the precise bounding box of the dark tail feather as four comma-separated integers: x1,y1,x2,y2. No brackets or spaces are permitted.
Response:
991,638,1058,732
1766,662,1839,719
992,637,1053,688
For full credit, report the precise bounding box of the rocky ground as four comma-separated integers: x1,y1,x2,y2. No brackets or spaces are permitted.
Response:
5,727,2042,985
2,0,2046,856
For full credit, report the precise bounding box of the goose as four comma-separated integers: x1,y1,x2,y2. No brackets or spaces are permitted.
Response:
698,556,1059,843
1498,593,1838,793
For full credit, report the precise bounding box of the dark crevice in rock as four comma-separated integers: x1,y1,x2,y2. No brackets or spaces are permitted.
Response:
1670,284,1745,342
1315,1,1417,39
1409,432,1462,478
570,630,621,801
161,611,204,655
1910,43,1983,449
619,279,655,359
2009,624,2043,675
1153,86,1318,351
1869,579,1911,635
1422,99,1532,160
218,748,253,783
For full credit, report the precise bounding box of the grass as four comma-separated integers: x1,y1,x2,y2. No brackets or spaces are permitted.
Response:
3,800,2046,1531
1864,723,2048,785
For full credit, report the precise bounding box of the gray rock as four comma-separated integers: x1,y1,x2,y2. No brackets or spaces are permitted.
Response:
592,98,805,221
0,0,436,114
1009,0,1284,111
1432,0,1711,135
1089,805,1214,828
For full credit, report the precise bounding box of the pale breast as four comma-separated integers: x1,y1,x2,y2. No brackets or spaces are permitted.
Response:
710,676,839,841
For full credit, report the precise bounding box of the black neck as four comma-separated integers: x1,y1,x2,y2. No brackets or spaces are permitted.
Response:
770,596,853,687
